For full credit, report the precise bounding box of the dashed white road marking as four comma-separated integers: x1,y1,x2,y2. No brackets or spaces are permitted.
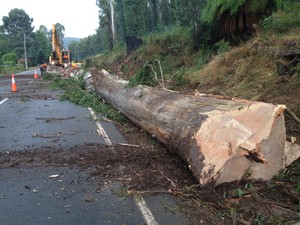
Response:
88,107,115,152
135,197,159,225
88,107,159,225
0,98,8,105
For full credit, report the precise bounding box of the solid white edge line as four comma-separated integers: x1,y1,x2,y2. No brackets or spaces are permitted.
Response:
88,107,115,152
135,197,159,225
0,98,8,105
89,107,158,225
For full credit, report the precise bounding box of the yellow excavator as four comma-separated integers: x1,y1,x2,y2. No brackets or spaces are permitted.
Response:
49,24,70,68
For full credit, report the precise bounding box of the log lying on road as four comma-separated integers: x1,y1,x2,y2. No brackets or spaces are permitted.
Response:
90,68,287,186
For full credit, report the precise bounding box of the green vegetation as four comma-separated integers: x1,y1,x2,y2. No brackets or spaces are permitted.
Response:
0,9,52,68
0,64,25,76
86,0,300,95
0,0,288,69
263,1,300,32
253,213,266,225
0,52,24,75
44,72,125,122
1,52,17,65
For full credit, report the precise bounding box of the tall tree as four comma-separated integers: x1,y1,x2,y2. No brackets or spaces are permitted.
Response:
97,0,114,50
68,40,80,62
123,0,148,36
68,34,103,61
115,0,126,41
1,8,34,36
0,8,34,68
33,29,52,64
170,0,206,48
0,34,9,63
160,0,172,27
201,0,284,41
38,25,50,39
148,0,160,32
53,23,65,48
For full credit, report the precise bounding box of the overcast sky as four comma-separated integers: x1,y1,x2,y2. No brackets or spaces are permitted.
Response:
0,0,99,38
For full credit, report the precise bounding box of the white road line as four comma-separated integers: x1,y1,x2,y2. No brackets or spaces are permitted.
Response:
88,107,159,225
0,98,8,105
88,107,115,152
135,197,159,225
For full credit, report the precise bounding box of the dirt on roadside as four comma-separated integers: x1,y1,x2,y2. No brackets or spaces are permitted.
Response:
1,118,299,225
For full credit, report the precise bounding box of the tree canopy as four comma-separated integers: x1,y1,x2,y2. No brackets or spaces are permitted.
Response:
1,8,34,36
201,0,284,40
0,9,59,66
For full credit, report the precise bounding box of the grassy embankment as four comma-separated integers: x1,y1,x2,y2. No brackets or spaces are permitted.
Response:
84,5,300,140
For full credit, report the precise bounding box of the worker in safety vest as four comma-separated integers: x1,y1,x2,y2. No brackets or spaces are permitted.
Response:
39,63,46,76
40,63,47,76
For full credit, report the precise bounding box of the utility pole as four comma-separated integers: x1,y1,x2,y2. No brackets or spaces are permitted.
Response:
23,32,28,69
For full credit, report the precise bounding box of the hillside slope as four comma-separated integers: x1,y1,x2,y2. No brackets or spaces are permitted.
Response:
89,28,300,143
187,30,300,142
86,30,300,223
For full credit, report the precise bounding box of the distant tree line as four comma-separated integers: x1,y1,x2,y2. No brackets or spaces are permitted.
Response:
0,8,67,67
67,0,286,62
0,1,285,67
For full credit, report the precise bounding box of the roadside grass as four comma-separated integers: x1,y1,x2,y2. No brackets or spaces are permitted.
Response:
44,72,125,123
85,25,198,91
84,43,127,70
0,64,25,76
126,26,195,90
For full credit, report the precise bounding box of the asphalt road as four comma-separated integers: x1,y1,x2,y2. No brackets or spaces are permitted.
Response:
0,72,191,225
16,68,42,76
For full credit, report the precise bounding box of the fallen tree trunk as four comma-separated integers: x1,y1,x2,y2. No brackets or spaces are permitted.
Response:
90,68,287,186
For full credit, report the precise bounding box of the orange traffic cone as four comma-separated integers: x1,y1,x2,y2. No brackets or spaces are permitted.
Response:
11,73,17,92
34,69,38,79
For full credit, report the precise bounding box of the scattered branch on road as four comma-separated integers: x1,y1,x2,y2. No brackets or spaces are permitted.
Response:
25,95,60,100
97,116,125,128
160,171,178,189
35,116,75,122
32,131,78,138
118,143,140,148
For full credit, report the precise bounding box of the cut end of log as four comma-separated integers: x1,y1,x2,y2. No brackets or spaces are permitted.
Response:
191,103,287,186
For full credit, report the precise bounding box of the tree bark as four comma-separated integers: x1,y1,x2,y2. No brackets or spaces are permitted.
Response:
90,68,287,186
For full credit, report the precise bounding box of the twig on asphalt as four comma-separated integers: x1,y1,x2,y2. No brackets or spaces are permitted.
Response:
32,131,77,138
35,116,75,122
118,143,140,148
25,95,60,100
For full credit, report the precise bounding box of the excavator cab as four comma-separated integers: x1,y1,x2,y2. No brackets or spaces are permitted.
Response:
61,50,70,67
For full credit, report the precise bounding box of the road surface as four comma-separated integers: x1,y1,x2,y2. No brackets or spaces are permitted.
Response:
0,71,191,225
